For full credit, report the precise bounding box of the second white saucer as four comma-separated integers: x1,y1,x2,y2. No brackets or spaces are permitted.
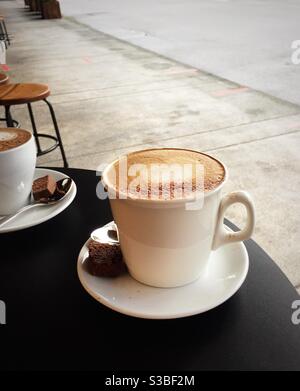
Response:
0,168,77,234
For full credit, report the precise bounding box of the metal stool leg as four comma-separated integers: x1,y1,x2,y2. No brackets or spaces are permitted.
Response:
2,20,10,46
0,24,7,49
27,103,42,154
1,106,20,127
5,106,13,127
44,99,68,168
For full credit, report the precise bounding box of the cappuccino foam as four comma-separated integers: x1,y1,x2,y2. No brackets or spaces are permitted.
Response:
0,128,31,152
111,148,225,200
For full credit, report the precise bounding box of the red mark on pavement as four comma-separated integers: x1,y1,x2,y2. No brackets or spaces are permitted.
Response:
212,86,249,97
82,57,92,64
1,64,10,71
288,122,300,129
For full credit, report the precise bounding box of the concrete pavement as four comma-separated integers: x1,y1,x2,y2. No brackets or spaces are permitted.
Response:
60,0,300,105
2,1,300,292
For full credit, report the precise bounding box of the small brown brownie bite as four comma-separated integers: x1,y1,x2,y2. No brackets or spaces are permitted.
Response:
87,240,127,277
32,175,57,202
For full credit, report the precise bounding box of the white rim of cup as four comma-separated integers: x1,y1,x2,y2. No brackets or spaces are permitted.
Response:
102,147,228,205
0,128,33,155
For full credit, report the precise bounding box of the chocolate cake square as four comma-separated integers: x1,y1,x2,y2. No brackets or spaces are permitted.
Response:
32,175,57,201
87,240,126,277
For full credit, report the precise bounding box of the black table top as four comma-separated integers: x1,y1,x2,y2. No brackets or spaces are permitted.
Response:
0,167,299,371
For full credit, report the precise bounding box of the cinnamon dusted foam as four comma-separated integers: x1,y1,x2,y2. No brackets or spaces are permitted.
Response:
110,148,225,200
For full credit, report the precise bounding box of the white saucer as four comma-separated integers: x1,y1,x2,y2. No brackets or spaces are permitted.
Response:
0,168,77,234
77,222,249,319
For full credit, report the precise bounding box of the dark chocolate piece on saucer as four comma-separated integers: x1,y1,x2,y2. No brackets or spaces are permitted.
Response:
53,178,72,200
87,240,127,277
32,175,56,202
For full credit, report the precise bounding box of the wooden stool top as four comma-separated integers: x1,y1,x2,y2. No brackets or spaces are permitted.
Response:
0,73,9,85
0,83,50,105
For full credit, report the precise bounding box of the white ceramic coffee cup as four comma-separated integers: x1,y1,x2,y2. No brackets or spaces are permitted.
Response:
102,148,255,288
0,130,36,216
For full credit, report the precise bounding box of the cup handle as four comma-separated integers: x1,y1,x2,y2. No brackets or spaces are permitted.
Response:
212,191,255,250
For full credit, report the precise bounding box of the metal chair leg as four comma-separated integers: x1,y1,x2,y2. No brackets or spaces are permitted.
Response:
5,106,13,127
2,20,10,46
44,99,68,168
27,102,42,154
1,106,19,127
0,24,7,49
